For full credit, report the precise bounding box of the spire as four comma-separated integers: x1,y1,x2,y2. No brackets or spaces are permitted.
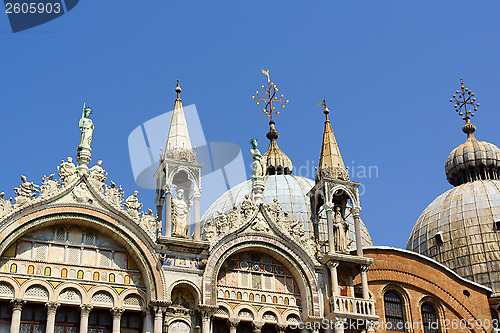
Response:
316,100,349,182
251,69,292,175
165,80,194,153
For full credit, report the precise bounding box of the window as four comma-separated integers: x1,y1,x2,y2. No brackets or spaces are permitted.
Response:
27,265,34,274
77,270,84,279
124,275,130,284
109,273,115,283
10,264,17,273
44,267,51,276
384,292,405,332
0,301,12,331
61,269,68,278
89,309,112,333
93,272,100,281
120,312,143,333
422,303,439,333
20,304,46,333
55,306,79,333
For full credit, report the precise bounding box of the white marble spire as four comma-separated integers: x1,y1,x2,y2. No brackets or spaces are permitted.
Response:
165,80,193,152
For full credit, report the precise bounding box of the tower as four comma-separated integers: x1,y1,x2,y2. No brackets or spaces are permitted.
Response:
308,100,376,331
154,80,203,240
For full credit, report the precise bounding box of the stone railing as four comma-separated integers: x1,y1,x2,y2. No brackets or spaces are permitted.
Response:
217,286,301,308
327,295,376,317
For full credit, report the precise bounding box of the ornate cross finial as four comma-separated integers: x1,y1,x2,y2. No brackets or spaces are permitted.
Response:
450,78,480,121
251,69,289,121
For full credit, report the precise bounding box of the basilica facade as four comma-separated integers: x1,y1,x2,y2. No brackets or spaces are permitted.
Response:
0,78,498,333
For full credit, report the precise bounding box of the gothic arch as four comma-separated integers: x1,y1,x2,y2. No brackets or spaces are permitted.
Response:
328,184,359,209
166,166,200,193
0,206,165,303
203,234,322,319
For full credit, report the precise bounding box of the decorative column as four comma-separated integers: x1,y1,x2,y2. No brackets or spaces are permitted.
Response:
45,301,60,333
153,306,164,333
252,321,264,333
324,203,335,254
80,304,93,333
228,318,240,333
10,298,26,333
193,190,201,241
360,264,369,300
328,261,340,296
352,207,363,257
111,307,125,333
334,318,346,333
155,197,164,237
201,310,212,333
165,190,172,237
142,309,153,333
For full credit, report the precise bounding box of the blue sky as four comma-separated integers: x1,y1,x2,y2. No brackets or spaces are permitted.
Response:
1,1,500,249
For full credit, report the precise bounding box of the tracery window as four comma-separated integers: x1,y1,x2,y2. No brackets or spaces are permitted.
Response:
422,303,439,333
54,306,79,333
384,292,405,332
20,304,46,333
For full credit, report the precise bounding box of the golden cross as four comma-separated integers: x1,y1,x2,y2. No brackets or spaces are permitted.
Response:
450,78,480,120
252,69,289,121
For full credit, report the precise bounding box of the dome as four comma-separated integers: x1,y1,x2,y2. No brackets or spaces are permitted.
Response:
407,180,500,291
445,121,500,186
201,175,373,249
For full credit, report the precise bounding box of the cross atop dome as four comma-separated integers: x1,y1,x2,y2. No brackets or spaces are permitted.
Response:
252,69,289,121
450,79,481,139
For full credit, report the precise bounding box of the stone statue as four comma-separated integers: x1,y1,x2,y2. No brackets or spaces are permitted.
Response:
333,206,349,253
140,209,158,236
277,211,289,233
250,139,264,179
124,191,143,221
203,218,217,243
39,174,59,198
240,194,256,219
251,214,269,232
228,205,242,229
289,219,305,240
267,198,282,220
105,181,124,206
72,182,93,204
302,235,318,256
0,192,12,218
13,176,38,209
214,210,230,235
90,160,107,192
57,157,77,187
171,189,189,237
78,105,94,150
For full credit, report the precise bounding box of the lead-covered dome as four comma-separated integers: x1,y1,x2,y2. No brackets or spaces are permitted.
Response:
201,175,373,250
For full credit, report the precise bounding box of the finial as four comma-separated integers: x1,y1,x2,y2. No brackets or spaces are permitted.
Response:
321,99,329,120
251,69,289,121
450,78,479,139
175,79,182,100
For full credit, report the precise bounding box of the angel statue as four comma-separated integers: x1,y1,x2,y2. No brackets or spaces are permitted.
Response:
57,157,77,187
250,139,263,179
124,191,143,221
13,176,38,209
78,104,94,151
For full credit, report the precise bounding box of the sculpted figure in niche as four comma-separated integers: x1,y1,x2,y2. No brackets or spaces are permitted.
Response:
240,194,256,219
250,139,263,179
333,205,349,253
171,189,190,237
57,157,77,187
78,105,94,150
124,191,143,220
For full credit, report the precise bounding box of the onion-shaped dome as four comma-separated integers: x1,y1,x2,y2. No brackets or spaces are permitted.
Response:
261,121,293,175
445,120,500,186
201,175,373,249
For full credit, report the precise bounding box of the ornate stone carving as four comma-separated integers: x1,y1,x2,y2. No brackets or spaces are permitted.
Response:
124,191,143,221
105,181,124,206
89,160,107,193
302,235,318,256
203,218,217,243
46,301,60,313
289,219,305,240
72,182,93,204
251,214,269,232
13,175,38,209
139,209,158,236
171,189,189,238
0,192,12,218
57,157,77,187
80,304,93,316
277,211,290,233
228,205,242,229
240,194,256,219
110,307,125,318
11,298,26,310
39,174,59,198
250,139,264,179
215,210,231,235
228,318,241,328
267,198,282,220
333,205,349,253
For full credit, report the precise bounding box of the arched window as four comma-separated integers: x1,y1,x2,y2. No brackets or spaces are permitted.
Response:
77,270,84,279
422,303,439,333
10,264,17,273
109,273,115,283
384,292,405,332
61,268,68,278
93,272,100,281
27,265,34,275
124,275,130,284
44,267,51,276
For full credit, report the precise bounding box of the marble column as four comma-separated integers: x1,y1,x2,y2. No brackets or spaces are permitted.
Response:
325,203,335,253
111,307,125,333
45,301,60,333
328,261,340,296
228,318,240,333
10,298,26,333
201,311,212,333
143,310,153,333
165,191,172,237
360,264,370,300
193,192,201,241
155,197,164,237
352,208,363,257
80,304,93,333
252,321,264,333
153,306,164,333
